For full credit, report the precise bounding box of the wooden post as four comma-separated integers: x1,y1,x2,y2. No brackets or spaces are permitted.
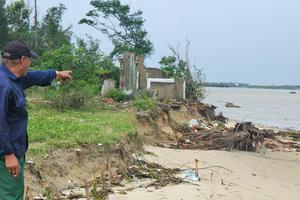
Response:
195,159,199,177
108,157,112,189
85,182,90,200
24,186,30,200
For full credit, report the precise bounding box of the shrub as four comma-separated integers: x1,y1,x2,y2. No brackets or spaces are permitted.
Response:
49,90,89,111
106,89,127,102
133,91,157,111
47,80,97,111
35,40,122,110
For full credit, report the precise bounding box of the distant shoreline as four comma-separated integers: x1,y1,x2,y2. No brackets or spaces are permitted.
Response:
204,83,300,90
225,119,300,133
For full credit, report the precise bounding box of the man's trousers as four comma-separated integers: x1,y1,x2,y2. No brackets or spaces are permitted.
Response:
0,157,24,200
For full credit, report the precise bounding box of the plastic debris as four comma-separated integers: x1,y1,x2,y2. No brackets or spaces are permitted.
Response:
188,119,199,128
180,169,200,181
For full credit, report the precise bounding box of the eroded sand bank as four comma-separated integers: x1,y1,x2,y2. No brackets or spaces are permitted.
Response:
110,146,300,200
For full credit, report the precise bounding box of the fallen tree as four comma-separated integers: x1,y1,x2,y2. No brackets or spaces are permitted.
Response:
175,121,299,152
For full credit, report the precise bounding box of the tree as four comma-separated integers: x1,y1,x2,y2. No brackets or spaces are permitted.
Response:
40,3,72,50
159,56,186,78
0,0,9,48
38,38,120,110
4,1,71,54
79,0,153,57
6,0,31,41
40,38,118,85
159,41,206,100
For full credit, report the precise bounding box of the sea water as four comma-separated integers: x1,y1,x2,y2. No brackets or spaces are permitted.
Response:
203,87,300,130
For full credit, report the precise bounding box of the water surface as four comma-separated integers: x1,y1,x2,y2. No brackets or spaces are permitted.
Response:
203,87,300,130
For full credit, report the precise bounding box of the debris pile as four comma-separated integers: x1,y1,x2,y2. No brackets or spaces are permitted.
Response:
125,160,183,189
58,159,185,199
175,121,300,152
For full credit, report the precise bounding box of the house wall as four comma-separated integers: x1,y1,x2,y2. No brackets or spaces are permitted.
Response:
119,52,185,100
119,52,137,92
146,68,168,78
147,77,184,100
136,56,147,90
101,80,116,96
139,68,169,90
150,82,176,99
174,78,184,100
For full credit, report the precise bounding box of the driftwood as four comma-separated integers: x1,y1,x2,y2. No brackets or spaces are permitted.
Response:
177,123,276,151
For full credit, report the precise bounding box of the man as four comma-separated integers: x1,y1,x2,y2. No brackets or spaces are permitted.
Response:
0,40,72,199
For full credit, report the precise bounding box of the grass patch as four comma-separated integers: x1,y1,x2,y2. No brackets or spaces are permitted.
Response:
27,102,137,157
133,91,158,111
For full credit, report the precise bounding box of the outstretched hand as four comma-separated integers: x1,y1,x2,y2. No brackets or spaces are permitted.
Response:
56,70,72,81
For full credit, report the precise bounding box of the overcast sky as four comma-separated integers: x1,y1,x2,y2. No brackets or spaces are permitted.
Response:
9,0,300,85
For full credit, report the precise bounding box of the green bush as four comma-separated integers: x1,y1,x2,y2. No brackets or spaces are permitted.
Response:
133,91,157,111
35,40,122,110
47,80,98,111
49,90,89,111
106,89,127,102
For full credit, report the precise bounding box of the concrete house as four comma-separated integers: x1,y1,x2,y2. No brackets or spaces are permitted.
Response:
119,52,185,101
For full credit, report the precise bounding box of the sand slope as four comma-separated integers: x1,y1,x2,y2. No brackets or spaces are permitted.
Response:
110,146,300,200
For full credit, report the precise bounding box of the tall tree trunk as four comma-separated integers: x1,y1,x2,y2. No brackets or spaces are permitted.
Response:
34,0,38,46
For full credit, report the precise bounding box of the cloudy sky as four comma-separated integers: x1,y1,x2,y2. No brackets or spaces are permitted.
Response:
9,0,300,85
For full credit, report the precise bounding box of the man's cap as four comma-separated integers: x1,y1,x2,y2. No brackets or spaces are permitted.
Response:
1,40,39,60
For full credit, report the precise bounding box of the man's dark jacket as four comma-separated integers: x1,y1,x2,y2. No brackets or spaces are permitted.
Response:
0,64,56,159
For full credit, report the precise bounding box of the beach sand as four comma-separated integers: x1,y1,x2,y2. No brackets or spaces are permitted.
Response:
110,146,300,200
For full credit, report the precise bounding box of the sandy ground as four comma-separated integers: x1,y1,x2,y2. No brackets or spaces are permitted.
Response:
110,146,300,200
